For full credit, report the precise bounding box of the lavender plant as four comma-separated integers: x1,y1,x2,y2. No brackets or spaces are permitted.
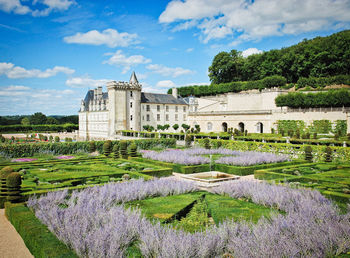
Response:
28,179,350,258
141,148,290,166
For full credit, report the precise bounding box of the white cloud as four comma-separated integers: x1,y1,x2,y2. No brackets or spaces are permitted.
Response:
0,0,74,16
160,0,350,43
141,82,167,94
183,82,210,86
0,62,75,79
0,0,31,14
156,80,176,88
103,50,151,74
186,48,194,52
146,64,193,78
242,48,263,58
64,29,138,48
0,85,79,115
66,75,109,88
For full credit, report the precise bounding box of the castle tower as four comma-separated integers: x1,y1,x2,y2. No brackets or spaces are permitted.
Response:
107,72,141,137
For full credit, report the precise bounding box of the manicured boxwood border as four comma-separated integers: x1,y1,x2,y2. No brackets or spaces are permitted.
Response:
5,202,77,258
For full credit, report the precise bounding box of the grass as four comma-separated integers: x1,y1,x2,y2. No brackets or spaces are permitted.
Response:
126,192,280,233
1,157,167,196
125,192,205,222
206,193,279,225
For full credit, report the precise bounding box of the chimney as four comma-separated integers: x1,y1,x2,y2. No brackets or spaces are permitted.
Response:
97,86,102,99
172,87,178,99
93,88,98,100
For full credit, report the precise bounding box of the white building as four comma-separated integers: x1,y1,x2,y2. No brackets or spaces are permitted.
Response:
79,72,350,140
78,72,188,140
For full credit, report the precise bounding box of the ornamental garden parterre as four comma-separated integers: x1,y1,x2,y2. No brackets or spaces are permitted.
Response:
0,138,350,257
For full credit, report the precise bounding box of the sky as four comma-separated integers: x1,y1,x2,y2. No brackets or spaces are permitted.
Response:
0,0,349,115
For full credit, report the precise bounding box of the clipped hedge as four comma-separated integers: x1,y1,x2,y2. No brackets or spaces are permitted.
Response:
0,138,176,158
0,123,78,133
275,89,350,108
5,202,77,258
168,75,287,97
196,139,350,162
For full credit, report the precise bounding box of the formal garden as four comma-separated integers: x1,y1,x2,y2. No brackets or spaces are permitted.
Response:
0,137,350,257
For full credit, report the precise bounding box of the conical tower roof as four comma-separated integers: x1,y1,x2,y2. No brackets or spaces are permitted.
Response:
129,71,139,84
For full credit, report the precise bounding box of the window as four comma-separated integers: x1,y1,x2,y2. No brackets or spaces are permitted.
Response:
183,106,186,112
146,114,150,121
207,122,213,131
183,114,186,121
142,116,144,121
166,105,169,112
146,105,150,111
175,114,178,121
130,115,133,121
157,105,160,112
130,91,133,98
166,114,169,121
175,106,178,112
157,114,160,121
130,102,133,108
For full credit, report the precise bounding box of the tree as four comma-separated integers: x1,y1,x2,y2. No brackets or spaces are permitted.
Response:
21,117,30,125
173,124,179,131
46,117,59,124
195,124,200,133
157,124,164,131
208,50,245,84
163,124,170,131
29,112,47,125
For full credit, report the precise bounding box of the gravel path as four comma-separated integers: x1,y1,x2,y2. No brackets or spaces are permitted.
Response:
0,209,33,258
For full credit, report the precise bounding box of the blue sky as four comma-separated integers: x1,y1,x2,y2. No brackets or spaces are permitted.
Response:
0,0,349,115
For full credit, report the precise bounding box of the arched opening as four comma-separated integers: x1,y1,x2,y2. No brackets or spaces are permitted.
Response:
207,122,213,131
238,122,245,133
256,122,263,133
222,122,228,132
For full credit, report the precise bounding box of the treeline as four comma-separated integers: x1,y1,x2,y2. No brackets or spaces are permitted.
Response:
208,30,350,84
0,113,78,126
168,75,287,97
0,124,78,133
275,89,350,108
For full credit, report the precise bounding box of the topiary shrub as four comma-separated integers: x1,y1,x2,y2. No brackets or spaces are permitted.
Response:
89,141,96,153
128,144,137,157
295,129,300,139
0,166,14,208
203,138,211,149
304,146,313,162
49,135,53,142
112,143,120,159
324,146,333,162
120,140,128,159
54,136,60,142
185,134,192,147
313,132,317,139
280,129,285,137
103,140,112,157
6,172,22,203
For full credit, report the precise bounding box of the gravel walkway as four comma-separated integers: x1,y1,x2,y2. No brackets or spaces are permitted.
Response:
0,209,33,258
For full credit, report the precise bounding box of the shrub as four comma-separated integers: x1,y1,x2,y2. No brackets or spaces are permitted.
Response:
0,166,14,208
203,138,211,149
313,132,317,139
112,143,120,159
49,135,53,142
304,146,313,161
295,129,300,139
89,141,96,153
324,146,333,162
103,140,112,157
54,136,60,142
306,132,310,139
120,140,128,159
347,133,350,141
6,172,22,203
185,134,192,147
280,129,285,136
128,144,137,157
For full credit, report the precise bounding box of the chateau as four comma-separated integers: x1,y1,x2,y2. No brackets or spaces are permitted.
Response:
78,72,350,140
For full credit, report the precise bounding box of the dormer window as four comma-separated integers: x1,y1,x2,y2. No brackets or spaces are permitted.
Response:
130,91,133,98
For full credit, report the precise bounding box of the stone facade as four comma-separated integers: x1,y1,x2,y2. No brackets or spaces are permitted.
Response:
78,72,188,140
187,89,350,134
79,73,350,140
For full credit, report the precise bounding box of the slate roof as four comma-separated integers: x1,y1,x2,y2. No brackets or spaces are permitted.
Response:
83,90,108,104
141,92,187,105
